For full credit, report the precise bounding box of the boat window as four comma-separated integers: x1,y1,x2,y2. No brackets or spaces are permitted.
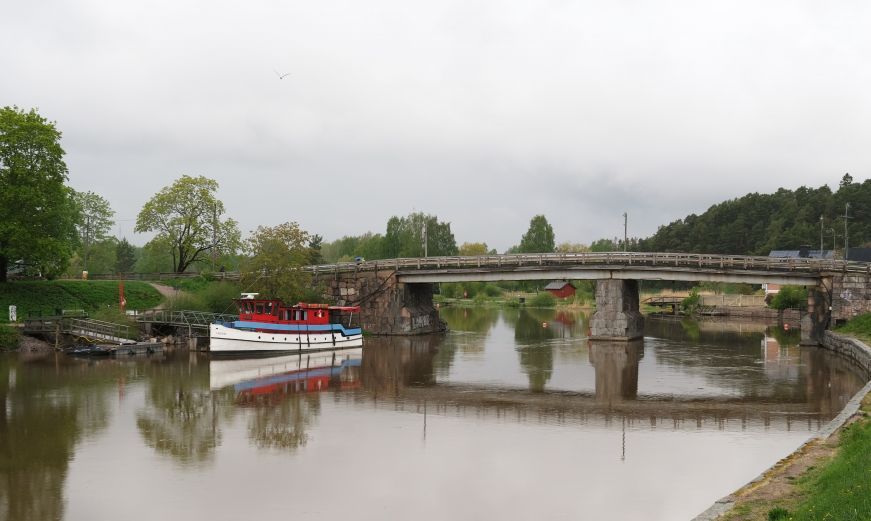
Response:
255,303,264,314
265,302,273,315
302,311,308,321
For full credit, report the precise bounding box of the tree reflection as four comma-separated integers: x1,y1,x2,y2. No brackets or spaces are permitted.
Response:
0,354,119,521
136,355,222,465
245,394,321,450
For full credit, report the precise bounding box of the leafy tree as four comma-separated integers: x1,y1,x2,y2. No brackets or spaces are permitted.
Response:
241,222,312,303
134,236,174,273
589,238,617,252
0,106,79,281
556,242,590,253
770,286,808,310
458,242,490,256
135,175,241,273
519,215,555,253
115,238,137,273
73,190,115,271
384,212,458,258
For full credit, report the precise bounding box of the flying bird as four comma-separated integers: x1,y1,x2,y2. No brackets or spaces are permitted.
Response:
274,69,292,80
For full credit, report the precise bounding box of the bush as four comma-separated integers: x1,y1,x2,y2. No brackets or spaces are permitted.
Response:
197,282,242,313
483,284,503,297
0,324,20,350
767,507,790,521
770,285,808,310
680,288,701,314
529,292,556,308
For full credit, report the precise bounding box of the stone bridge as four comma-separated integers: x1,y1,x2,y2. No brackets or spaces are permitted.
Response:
310,252,871,343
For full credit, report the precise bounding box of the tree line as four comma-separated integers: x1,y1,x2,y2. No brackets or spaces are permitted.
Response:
4,106,870,289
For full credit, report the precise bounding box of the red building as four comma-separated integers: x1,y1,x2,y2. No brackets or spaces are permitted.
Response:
544,281,576,299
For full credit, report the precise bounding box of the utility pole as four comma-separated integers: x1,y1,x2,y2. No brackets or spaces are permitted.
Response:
820,215,824,254
845,203,851,261
623,212,628,252
422,221,428,257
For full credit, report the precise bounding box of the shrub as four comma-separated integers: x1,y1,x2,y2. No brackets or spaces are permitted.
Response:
483,284,502,297
770,285,808,310
767,507,790,521
680,288,701,314
529,292,556,308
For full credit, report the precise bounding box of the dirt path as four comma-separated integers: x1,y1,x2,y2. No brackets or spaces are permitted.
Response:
148,283,185,310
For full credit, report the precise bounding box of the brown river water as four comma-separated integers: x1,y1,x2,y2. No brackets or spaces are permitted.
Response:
1,307,868,521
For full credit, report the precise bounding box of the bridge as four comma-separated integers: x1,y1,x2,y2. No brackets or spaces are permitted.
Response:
308,252,871,342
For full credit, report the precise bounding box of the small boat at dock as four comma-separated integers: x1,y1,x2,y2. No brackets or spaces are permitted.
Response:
209,294,363,354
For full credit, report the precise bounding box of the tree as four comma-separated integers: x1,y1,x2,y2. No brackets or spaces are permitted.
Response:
384,212,458,258
519,215,555,253
556,242,590,253
458,242,489,256
73,190,115,271
115,238,137,273
0,106,78,282
135,175,241,273
308,234,323,265
242,222,312,303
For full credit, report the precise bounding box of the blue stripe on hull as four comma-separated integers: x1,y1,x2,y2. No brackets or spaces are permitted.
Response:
221,321,362,336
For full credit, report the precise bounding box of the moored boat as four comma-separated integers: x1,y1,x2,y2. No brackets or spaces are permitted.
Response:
210,294,363,354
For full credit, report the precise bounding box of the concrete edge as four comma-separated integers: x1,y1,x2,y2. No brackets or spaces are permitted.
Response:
691,331,871,521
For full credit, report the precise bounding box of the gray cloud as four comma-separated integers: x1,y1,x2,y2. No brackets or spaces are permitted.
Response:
3,0,870,253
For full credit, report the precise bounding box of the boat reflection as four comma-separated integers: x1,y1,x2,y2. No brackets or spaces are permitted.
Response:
209,348,362,401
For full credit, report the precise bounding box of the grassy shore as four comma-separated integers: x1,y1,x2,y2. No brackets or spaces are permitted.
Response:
723,315,871,521
0,280,162,319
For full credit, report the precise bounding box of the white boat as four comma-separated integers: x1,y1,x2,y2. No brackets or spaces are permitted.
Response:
209,348,363,392
209,295,363,354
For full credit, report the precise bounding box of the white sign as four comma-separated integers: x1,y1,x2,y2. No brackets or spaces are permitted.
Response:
8,305,16,322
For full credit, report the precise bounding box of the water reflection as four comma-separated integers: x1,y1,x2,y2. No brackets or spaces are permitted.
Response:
1,308,870,521
589,340,643,403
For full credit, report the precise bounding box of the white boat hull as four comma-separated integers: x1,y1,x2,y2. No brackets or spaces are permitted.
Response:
209,323,363,354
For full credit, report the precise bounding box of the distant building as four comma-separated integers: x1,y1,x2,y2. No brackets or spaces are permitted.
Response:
768,249,834,260
847,248,871,262
544,281,576,299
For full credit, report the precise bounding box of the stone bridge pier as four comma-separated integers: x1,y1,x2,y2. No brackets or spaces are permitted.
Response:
590,280,644,340
323,271,445,335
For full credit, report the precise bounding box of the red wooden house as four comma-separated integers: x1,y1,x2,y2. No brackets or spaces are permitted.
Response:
544,281,576,299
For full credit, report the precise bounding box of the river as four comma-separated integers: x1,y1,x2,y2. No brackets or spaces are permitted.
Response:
0,307,867,520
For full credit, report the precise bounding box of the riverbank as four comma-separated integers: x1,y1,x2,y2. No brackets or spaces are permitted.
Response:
0,280,162,317
696,330,871,520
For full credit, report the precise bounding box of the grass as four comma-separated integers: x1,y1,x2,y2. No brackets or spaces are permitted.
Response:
0,324,20,350
0,280,162,319
835,312,871,344
758,396,871,521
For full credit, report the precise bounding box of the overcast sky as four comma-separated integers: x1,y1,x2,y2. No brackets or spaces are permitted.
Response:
3,1,870,252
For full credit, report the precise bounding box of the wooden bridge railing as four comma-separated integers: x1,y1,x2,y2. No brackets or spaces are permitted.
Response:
133,310,238,329
308,252,870,276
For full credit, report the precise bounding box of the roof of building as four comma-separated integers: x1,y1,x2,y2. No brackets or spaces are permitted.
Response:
544,281,575,290
768,250,835,260
847,248,871,262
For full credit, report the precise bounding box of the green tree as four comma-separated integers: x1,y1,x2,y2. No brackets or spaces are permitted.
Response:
0,106,78,281
115,238,137,273
556,242,590,253
308,234,323,265
519,215,555,253
458,242,489,256
135,175,241,273
241,221,312,303
384,212,458,258
589,238,617,252
73,190,115,271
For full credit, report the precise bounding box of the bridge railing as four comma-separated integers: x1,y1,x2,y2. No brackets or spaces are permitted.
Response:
307,252,869,275
134,310,238,327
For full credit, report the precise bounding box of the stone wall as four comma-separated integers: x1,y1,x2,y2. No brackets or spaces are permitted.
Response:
322,271,445,336
821,331,871,376
831,273,871,323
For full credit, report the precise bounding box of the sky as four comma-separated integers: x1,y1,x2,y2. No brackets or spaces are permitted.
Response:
3,0,871,252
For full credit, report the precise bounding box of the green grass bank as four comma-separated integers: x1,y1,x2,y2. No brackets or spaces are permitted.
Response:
0,280,162,320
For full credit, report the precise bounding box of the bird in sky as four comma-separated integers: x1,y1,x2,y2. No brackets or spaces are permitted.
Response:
274,69,292,80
